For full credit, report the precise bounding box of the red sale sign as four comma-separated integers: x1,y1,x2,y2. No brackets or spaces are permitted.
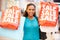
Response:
39,2,59,27
0,6,21,30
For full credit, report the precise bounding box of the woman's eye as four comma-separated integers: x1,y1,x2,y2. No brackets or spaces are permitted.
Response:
29,9,31,10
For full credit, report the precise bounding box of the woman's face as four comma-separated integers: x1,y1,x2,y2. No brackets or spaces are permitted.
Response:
26,5,35,17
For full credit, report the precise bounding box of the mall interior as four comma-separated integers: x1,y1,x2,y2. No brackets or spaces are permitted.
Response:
0,0,60,40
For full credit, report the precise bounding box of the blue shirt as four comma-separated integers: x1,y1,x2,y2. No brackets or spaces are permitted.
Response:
23,17,39,40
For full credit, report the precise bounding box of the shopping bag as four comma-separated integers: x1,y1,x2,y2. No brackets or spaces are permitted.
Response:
0,6,21,30
39,2,59,27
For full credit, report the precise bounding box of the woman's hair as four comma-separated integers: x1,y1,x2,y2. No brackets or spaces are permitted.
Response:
24,3,36,17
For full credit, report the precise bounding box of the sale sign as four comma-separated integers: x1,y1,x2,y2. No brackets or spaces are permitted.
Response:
39,2,59,27
0,6,20,30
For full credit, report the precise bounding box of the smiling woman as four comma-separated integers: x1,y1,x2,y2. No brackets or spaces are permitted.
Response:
23,3,39,40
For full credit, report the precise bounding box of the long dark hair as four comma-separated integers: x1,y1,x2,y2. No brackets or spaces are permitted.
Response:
24,3,36,17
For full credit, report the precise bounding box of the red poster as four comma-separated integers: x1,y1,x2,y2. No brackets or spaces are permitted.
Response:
39,2,59,27
0,6,20,30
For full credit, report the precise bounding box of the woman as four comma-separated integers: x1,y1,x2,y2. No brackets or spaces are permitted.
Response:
23,3,39,40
